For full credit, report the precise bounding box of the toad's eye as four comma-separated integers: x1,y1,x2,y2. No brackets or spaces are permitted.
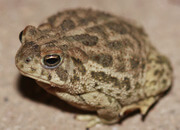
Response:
43,54,61,69
19,30,23,43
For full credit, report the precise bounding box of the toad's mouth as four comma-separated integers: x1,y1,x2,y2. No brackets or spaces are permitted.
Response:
36,80,68,93
19,70,66,89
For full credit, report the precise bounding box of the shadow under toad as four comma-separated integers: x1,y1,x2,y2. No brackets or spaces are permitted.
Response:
16,74,92,115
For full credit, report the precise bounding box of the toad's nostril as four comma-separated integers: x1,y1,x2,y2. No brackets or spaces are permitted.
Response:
25,57,32,63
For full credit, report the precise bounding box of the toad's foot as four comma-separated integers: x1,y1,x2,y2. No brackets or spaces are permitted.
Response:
76,114,120,128
75,115,101,128
120,96,159,116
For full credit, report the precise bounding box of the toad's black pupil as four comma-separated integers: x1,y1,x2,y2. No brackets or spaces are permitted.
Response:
44,55,61,68
46,58,58,64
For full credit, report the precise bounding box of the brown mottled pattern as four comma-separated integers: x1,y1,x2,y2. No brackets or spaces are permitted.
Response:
91,71,120,86
67,47,89,63
48,74,52,80
71,57,86,75
107,38,134,50
70,75,80,84
91,53,113,67
61,19,75,31
72,34,98,46
130,56,140,69
105,21,128,34
120,77,131,90
55,67,68,81
86,25,108,38
17,41,40,59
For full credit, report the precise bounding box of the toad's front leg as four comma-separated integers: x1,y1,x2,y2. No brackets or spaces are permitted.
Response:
76,91,121,128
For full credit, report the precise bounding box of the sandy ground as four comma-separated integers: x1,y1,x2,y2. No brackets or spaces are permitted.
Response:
0,0,180,130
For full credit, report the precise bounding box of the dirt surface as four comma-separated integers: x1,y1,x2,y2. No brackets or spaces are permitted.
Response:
0,0,180,130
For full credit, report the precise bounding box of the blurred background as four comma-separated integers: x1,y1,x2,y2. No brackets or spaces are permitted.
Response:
0,0,180,130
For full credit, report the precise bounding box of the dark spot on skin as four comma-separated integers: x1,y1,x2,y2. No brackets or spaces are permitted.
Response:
31,67,36,72
70,75,80,84
32,44,40,53
129,33,142,48
130,56,140,69
94,83,99,88
61,19,75,31
71,57,86,75
96,11,113,19
86,26,107,38
55,68,68,81
150,80,157,86
91,71,120,86
108,89,113,93
93,95,97,99
133,73,140,79
156,55,173,71
48,75,52,80
106,22,128,34
162,79,167,84
41,70,45,75
48,15,58,25
135,82,141,89
116,57,126,72
78,18,89,25
107,40,123,50
116,63,126,72
97,88,103,93
121,77,131,91
73,70,76,74
107,97,112,103
37,36,48,41
154,69,165,77
82,84,87,91
91,54,113,67
124,39,134,49
62,36,74,41
126,93,132,98
18,42,40,58
137,27,147,36
73,34,98,46
28,28,37,36
19,64,24,68
44,40,57,47
78,17,95,25
107,38,134,50
60,44,69,51
68,47,89,63
141,59,146,69
116,93,120,96
156,56,167,64
25,41,36,46
154,70,160,76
